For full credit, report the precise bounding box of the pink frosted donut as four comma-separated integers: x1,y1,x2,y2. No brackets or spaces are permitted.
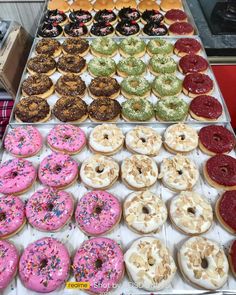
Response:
19,237,70,293
73,237,124,294
47,124,86,155
0,195,25,239
75,190,121,236
26,187,74,232
38,152,78,188
4,126,43,157
0,240,19,291
0,158,37,195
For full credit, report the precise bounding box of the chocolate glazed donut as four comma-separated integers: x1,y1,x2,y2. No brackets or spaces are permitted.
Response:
69,10,92,24
43,9,68,25
55,74,86,97
116,20,140,36
22,74,54,98
64,22,88,37
38,23,63,38
57,55,86,75
90,21,114,36
94,9,117,24
143,22,167,36
88,98,121,122
141,10,164,24
88,77,120,99
118,7,140,21
27,54,56,75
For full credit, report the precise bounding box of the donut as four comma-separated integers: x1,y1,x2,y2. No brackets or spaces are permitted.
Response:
125,126,162,156
90,21,115,37
183,73,214,98
138,1,160,12
122,98,154,122
70,0,93,11
149,54,177,76
27,54,56,76
116,20,140,36
47,124,86,155
88,98,121,122
75,190,121,236
64,22,88,37
178,237,228,290
91,37,118,57
88,77,120,99
121,154,158,190
179,54,209,74
164,9,187,24
57,55,86,75
118,7,140,22
169,191,213,235
0,240,19,291
147,38,173,56
174,38,202,57
119,36,146,58
121,76,151,99
15,96,51,123
0,158,36,195
38,23,63,37
229,240,236,277
62,38,89,56
19,237,70,292
93,0,115,11
89,124,124,155
80,154,119,189
159,154,199,191
189,95,223,121
215,191,236,234
35,38,61,57
155,96,188,122
0,195,25,239
124,191,167,234
43,9,68,26
160,0,182,11
26,187,74,232
115,0,137,9
163,123,198,154
53,96,88,122
169,21,194,35
143,22,168,36
152,74,182,98
125,237,176,291
203,154,236,191
55,74,86,98
94,9,117,25
88,57,116,77
47,0,70,12
22,74,54,98
38,153,78,189
199,125,235,155
118,57,146,77
69,9,92,25
73,237,124,294
141,9,164,24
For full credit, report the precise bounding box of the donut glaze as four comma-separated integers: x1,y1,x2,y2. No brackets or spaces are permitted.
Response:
19,237,70,293
75,190,121,235
183,73,213,95
94,9,117,23
174,38,201,55
38,23,63,38
165,9,187,22
69,9,92,24
0,240,19,291
141,10,164,24
43,9,67,25
199,125,235,154
118,7,140,21
0,158,36,195
116,20,140,36
4,126,43,157
143,22,168,36
217,191,236,233
179,54,208,74
169,21,194,35
38,153,78,188
64,22,88,37
73,238,124,294
229,240,236,276
91,21,114,36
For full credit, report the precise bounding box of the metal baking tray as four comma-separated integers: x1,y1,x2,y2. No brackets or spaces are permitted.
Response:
1,121,236,295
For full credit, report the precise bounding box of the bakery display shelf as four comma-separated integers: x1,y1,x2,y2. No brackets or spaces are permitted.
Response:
9,36,230,125
1,121,236,295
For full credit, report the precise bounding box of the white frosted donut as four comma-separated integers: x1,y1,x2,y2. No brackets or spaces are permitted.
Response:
164,123,198,153
89,124,124,155
125,237,176,291
80,154,119,189
123,191,167,234
178,236,229,290
169,191,213,235
159,154,199,191
125,126,162,156
121,154,158,190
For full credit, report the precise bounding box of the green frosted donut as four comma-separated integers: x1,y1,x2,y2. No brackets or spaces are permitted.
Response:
155,96,188,121
117,57,146,76
147,39,173,56
122,98,154,121
88,57,116,77
121,76,151,98
91,37,118,57
149,54,177,75
119,37,146,57
152,74,182,98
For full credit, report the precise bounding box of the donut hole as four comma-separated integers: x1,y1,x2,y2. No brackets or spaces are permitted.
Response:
201,257,208,269
54,165,62,174
103,134,109,140
11,171,18,178
142,206,149,214
169,103,176,110
95,165,104,174
187,207,196,215
177,170,183,175
179,134,185,141
137,166,142,174
47,203,54,211
19,136,25,142
220,166,228,174
64,135,71,140
165,79,172,85
95,258,103,269
140,137,146,143
0,212,6,221
213,134,221,142
133,103,141,111
40,259,48,270
148,256,156,266
94,206,102,214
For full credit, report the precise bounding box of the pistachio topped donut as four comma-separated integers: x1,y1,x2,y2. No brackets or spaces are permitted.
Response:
88,77,120,99
91,37,118,57
122,98,154,122
57,55,86,75
22,74,54,98
88,57,116,77
55,74,86,98
152,74,182,98
119,36,146,58
147,38,173,56
27,54,56,76
35,38,61,57
62,38,89,57
117,57,146,77
121,76,151,99
149,54,177,76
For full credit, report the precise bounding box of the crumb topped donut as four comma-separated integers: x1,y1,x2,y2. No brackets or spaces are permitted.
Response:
119,36,146,58
62,38,89,57
55,74,86,98
57,55,86,75
88,77,120,100
88,57,116,77
88,98,121,122
22,74,54,98
27,54,56,76
35,38,61,57
90,37,118,57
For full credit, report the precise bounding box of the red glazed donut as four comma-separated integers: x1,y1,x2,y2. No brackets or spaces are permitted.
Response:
169,21,194,36
164,9,187,24
174,38,201,56
183,73,214,97
179,54,209,74
229,240,236,277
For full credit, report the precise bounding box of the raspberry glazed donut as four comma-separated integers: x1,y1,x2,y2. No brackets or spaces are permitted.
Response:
19,237,70,293
0,195,26,239
125,126,162,156
57,55,86,75
169,191,213,235
38,153,78,189
0,240,19,291
125,237,176,291
174,38,202,57
75,190,121,236
203,154,236,191
80,154,119,189
178,237,228,290
35,38,61,58
62,38,89,57
183,73,214,98
88,77,120,100
159,154,199,191
26,187,74,232
22,74,54,99
179,54,209,74
47,124,86,155
163,123,198,154
0,158,36,195
73,237,124,294
169,22,194,36
4,125,43,158
164,9,187,24
89,124,124,155
55,74,86,98
229,240,236,277
215,191,236,234
121,154,158,190
123,191,167,234
199,125,235,155
27,54,56,76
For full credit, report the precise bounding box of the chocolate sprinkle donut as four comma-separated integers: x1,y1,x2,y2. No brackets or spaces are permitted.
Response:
143,22,168,36
38,23,63,37
22,74,53,97
89,77,120,99
88,98,121,121
27,54,56,75
69,9,92,24
57,55,86,74
55,74,86,97
116,20,140,36
62,38,89,56
35,38,61,56
64,22,88,37
90,22,114,36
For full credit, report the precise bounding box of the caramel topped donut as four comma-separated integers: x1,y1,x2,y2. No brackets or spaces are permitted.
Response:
57,55,86,75
62,38,89,56
35,38,61,57
179,54,209,74
116,20,140,36
55,74,86,97
164,9,187,24
69,10,92,25
43,9,68,26
88,98,121,122
94,9,117,25
118,7,140,21
88,77,120,100
22,74,54,98
169,22,194,36
143,22,168,36
141,10,164,24
90,21,114,37
64,22,88,37
38,23,63,38
183,73,214,98
174,38,201,56
27,54,56,76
